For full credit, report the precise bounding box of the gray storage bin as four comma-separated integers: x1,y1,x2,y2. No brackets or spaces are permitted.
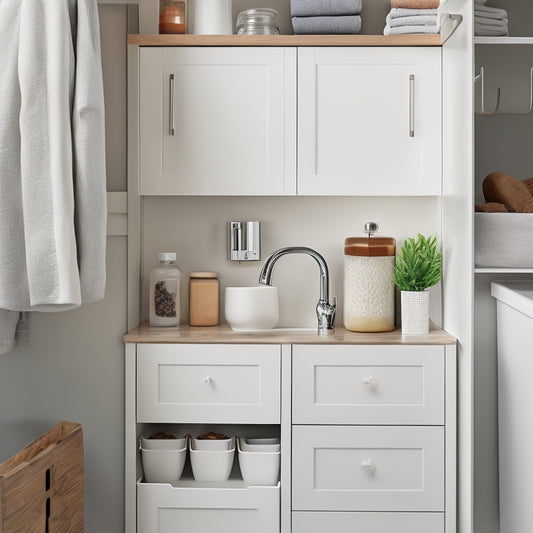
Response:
475,213,533,268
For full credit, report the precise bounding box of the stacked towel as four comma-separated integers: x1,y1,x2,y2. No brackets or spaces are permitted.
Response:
384,0,449,35
290,0,362,35
474,0,508,37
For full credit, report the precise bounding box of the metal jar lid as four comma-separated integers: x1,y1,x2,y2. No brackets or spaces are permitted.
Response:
344,222,396,257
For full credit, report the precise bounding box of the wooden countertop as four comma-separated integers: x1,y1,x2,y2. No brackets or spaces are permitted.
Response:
123,322,456,345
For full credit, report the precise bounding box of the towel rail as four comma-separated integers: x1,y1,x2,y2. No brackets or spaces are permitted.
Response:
475,66,533,116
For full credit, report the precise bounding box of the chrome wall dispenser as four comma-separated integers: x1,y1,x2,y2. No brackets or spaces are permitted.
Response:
228,221,261,261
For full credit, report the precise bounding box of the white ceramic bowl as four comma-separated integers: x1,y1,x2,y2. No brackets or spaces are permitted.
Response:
225,286,279,331
193,435,234,451
141,447,187,483
237,438,280,486
141,435,187,450
189,446,235,482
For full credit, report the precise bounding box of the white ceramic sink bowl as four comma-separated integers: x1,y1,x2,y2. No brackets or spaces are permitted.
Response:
225,285,279,331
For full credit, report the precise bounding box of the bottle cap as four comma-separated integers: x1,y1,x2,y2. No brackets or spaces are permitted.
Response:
158,252,176,262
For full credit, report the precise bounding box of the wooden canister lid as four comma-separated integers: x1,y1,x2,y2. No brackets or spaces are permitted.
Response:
190,272,218,278
344,237,396,257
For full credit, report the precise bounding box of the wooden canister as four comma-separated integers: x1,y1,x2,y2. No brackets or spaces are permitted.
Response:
189,272,219,326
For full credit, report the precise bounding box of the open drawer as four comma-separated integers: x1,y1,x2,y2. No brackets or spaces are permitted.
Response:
137,480,280,533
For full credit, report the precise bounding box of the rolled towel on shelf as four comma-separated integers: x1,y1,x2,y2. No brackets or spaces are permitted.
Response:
523,177,533,197
482,172,533,213
292,15,361,34
475,202,509,213
474,8,508,21
290,0,362,17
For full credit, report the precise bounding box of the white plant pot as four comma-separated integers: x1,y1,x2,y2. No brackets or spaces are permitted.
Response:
401,290,429,335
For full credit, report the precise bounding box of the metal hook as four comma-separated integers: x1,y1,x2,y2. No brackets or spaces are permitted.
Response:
475,67,501,117
475,66,533,116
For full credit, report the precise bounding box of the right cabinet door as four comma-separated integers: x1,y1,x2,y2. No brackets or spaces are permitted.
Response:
298,47,442,196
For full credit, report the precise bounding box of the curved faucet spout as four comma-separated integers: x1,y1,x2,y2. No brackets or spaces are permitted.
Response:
258,246,336,335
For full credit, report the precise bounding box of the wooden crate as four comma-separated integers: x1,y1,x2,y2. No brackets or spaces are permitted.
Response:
0,421,84,533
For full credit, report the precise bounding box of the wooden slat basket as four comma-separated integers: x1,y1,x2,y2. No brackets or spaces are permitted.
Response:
0,421,84,533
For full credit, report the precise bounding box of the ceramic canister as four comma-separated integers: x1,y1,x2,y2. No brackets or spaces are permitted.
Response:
344,223,396,332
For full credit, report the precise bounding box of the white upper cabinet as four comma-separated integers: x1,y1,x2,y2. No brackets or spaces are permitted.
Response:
137,46,441,196
297,47,442,195
139,47,297,195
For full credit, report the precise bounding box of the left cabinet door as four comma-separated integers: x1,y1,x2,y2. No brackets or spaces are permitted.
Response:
139,47,297,195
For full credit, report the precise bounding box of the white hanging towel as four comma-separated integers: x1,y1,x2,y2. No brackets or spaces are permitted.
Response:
0,0,106,353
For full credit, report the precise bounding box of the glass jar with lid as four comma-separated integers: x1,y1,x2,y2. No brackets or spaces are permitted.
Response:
159,0,187,34
149,253,181,327
344,223,396,332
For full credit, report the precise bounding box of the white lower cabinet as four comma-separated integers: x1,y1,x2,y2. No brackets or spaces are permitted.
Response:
127,339,455,533
292,511,444,533
138,482,280,533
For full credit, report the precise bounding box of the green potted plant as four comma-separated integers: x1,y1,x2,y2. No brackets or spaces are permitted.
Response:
394,234,442,334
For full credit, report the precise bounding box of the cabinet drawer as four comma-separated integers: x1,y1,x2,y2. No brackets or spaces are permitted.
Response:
138,482,279,533
292,511,444,533
292,425,444,511
292,345,444,424
137,344,280,423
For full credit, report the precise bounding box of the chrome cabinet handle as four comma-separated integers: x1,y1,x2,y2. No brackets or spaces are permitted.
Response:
169,74,175,136
409,74,415,138
204,376,214,385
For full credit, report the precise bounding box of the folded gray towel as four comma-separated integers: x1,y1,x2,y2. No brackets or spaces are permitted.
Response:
290,0,362,17
292,15,362,34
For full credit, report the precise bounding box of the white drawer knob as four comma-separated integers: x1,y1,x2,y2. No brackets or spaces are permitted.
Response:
361,459,375,473
363,376,377,390
204,376,214,385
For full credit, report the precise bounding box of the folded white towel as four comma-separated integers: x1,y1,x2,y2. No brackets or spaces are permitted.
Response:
474,21,508,36
384,24,439,34
474,4,508,18
384,11,449,34
387,13,438,27
474,9,508,21
474,16,508,29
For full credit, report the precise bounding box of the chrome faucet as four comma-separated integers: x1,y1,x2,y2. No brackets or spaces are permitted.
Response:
258,247,336,336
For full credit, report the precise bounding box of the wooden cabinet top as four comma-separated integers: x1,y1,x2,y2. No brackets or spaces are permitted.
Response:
128,16,461,48
123,323,457,345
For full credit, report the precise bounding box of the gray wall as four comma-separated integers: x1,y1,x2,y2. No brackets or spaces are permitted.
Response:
0,5,129,533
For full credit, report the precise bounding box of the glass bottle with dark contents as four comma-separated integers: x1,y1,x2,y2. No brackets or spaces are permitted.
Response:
149,253,181,327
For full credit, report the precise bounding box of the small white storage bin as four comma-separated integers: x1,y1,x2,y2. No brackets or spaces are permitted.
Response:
141,447,187,483
141,435,187,450
475,213,533,268
492,282,533,533
189,437,235,482
137,481,280,533
237,438,280,486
